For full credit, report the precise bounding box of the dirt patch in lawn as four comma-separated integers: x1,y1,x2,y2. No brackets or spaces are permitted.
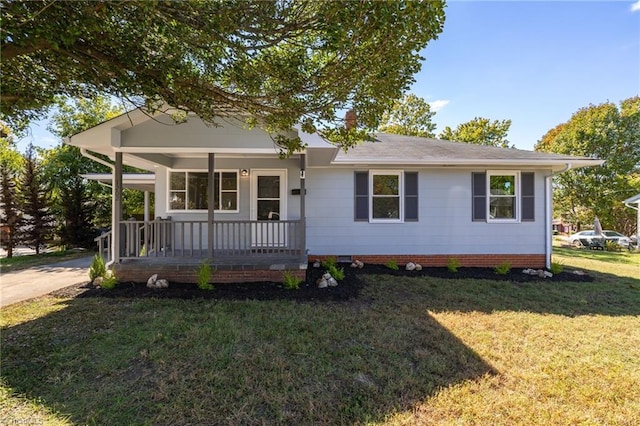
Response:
51,263,593,302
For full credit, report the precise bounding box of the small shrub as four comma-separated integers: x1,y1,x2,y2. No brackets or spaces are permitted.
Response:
447,257,461,273
282,270,303,290
604,240,623,252
89,254,106,281
101,273,118,290
326,264,345,281
197,260,215,291
494,261,511,275
549,261,564,274
385,260,399,270
321,256,337,269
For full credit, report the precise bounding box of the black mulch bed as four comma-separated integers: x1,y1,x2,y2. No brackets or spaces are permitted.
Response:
51,263,593,302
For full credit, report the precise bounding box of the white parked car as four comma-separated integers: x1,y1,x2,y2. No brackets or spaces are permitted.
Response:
568,230,631,248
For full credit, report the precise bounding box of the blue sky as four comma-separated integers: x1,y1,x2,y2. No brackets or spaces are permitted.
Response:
17,0,640,152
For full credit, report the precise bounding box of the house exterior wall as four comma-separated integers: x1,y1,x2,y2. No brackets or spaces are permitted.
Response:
153,157,302,247
304,167,549,267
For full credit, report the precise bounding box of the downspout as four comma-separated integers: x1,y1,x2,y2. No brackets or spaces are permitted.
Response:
75,144,117,267
544,164,571,269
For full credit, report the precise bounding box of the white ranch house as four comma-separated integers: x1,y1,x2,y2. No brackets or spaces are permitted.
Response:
67,110,602,283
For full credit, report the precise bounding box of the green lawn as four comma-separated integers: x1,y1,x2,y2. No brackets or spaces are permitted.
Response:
1,249,639,425
0,249,92,273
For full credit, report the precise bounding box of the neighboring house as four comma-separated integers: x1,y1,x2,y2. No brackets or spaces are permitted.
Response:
624,193,640,248
66,109,603,283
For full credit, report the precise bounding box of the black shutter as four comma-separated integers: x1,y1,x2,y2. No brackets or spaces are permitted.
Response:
521,172,535,221
472,172,486,221
354,171,369,221
404,172,418,221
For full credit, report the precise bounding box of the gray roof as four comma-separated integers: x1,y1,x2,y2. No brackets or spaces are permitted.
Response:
332,133,603,169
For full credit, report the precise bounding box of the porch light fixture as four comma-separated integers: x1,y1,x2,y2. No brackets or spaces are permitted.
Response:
240,169,249,177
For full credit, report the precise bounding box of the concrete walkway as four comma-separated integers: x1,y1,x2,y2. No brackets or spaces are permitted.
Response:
0,256,93,308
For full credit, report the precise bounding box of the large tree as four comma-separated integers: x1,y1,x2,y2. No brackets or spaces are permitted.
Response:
0,135,24,258
535,96,640,235
378,94,437,138
20,144,55,254
439,117,512,148
1,1,445,153
42,96,123,246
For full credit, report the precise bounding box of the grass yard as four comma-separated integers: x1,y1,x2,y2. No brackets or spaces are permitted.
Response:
1,250,639,425
0,249,91,273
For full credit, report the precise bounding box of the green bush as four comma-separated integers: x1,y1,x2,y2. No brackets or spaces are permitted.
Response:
447,257,461,273
326,264,345,281
321,256,337,269
89,254,107,281
384,260,399,270
549,261,564,275
494,261,511,275
282,270,303,290
197,260,215,291
604,240,623,252
101,274,118,290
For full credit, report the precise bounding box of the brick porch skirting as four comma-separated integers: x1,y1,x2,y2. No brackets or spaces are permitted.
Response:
309,254,546,269
115,262,307,284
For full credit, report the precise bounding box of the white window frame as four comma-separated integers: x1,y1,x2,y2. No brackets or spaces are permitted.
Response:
369,170,404,223
486,170,520,223
167,169,239,213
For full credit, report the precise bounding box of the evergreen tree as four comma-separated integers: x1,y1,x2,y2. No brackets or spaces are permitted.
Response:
20,144,55,254
0,137,24,258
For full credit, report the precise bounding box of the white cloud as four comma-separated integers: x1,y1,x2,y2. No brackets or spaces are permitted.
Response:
631,0,640,12
429,99,450,112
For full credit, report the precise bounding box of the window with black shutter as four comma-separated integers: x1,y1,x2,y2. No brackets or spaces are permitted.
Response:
354,171,369,221
472,172,487,221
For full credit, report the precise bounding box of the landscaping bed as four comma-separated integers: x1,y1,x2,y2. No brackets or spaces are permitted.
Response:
52,262,593,302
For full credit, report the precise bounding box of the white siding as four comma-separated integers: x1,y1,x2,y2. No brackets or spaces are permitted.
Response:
305,168,548,256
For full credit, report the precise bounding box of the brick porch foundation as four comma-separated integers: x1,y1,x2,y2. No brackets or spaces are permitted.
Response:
115,262,307,284
309,254,546,269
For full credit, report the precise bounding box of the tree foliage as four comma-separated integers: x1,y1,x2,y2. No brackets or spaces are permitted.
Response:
41,96,124,246
535,96,640,235
20,144,55,254
0,136,24,258
378,94,437,138
439,117,512,148
1,0,446,152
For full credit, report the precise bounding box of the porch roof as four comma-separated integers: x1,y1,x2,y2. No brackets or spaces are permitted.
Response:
81,173,155,192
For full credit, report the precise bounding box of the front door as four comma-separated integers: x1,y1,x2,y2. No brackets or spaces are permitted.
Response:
251,170,287,247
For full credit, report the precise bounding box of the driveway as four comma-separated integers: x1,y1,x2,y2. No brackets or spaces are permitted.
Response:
0,256,93,307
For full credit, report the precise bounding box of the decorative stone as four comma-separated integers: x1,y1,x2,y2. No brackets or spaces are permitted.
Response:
543,271,553,279
322,273,332,280
313,260,321,268
572,270,586,276
405,262,416,271
93,276,104,286
415,264,422,271
156,278,169,288
356,260,364,269
327,277,338,287
350,262,359,268
146,274,158,288
317,278,328,288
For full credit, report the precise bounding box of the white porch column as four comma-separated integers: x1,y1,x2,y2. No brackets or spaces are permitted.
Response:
113,152,123,264
208,153,215,258
299,154,306,261
144,191,150,222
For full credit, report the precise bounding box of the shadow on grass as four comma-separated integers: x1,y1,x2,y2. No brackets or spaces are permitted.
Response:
1,293,496,425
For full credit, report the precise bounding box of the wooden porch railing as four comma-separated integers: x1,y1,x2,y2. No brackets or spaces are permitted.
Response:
99,219,305,261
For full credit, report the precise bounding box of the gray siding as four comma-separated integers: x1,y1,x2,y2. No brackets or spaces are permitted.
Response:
305,168,548,256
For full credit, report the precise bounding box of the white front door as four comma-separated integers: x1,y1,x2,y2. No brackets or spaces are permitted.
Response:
251,170,287,247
